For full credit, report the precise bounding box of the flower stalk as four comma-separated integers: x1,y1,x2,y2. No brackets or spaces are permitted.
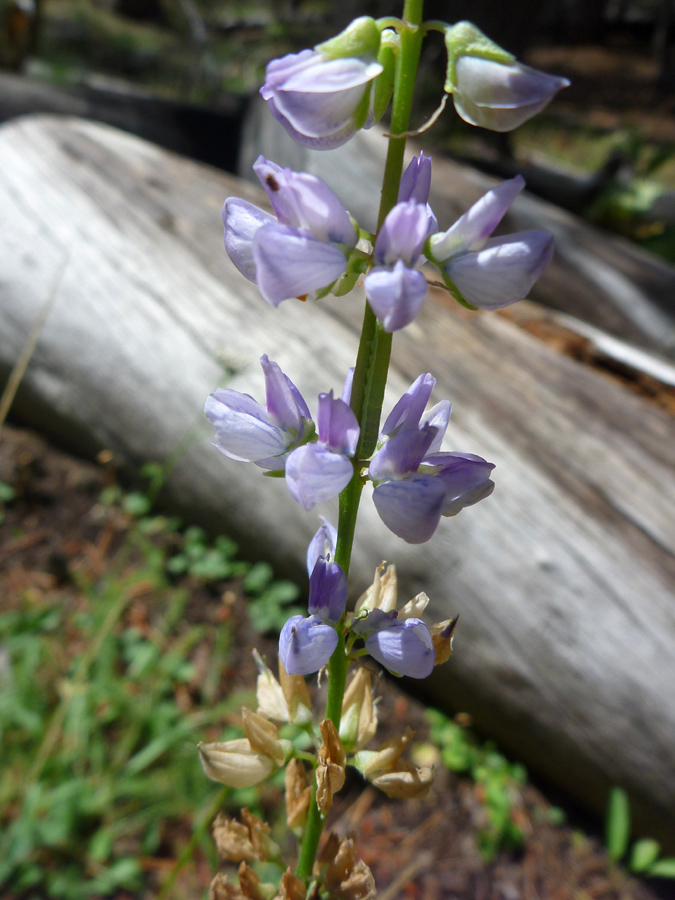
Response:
295,0,426,882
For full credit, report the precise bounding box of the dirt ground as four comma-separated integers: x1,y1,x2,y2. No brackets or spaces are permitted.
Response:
1,423,671,900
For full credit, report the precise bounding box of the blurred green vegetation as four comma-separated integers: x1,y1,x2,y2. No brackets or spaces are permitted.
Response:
0,480,300,899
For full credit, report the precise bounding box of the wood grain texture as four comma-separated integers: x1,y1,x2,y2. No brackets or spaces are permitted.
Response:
1,115,674,841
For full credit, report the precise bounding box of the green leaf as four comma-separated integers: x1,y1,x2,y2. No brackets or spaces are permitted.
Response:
0,481,16,503
648,858,675,878
122,492,152,517
606,787,631,862
630,838,661,872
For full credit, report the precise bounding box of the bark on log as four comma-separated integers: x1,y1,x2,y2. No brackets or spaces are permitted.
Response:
1,115,675,844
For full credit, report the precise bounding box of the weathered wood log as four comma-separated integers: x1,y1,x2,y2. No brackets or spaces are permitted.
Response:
1,115,674,844
241,98,675,360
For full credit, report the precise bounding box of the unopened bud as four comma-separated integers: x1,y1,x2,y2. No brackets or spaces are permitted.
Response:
322,836,376,900
254,650,289,722
209,873,245,900
353,726,414,776
316,719,346,814
398,590,430,620
355,562,397,615
242,707,289,767
285,759,311,830
276,869,306,900
430,615,458,666
370,759,434,799
212,812,255,862
199,739,275,788
340,667,378,751
279,658,313,725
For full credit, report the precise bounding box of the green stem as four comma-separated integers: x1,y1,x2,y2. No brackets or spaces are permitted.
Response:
295,1,425,885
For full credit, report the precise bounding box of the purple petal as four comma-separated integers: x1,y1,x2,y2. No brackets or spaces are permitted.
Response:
260,354,309,433
398,153,432,205
369,425,437,481
444,229,554,309
263,52,381,138
308,557,347,623
374,201,430,267
425,451,496,516
252,223,348,307
381,373,436,437
365,618,435,678
341,367,354,405
205,389,289,463
253,157,356,247
266,97,360,150
285,444,354,510
420,400,452,453
222,198,275,282
316,391,359,455
306,516,338,575
455,56,569,113
372,475,447,543
397,153,438,235
430,176,525,261
279,614,338,675
365,260,428,332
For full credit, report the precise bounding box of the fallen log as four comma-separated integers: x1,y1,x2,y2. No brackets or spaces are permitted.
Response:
1,115,674,845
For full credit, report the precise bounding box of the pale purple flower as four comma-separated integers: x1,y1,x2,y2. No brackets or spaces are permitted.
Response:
223,157,356,307
306,516,337,574
428,175,554,310
204,355,313,472
308,556,347,624
279,615,338,675
368,376,494,543
453,56,570,133
398,152,438,234
285,391,359,510
260,30,382,150
365,199,431,332
353,609,435,678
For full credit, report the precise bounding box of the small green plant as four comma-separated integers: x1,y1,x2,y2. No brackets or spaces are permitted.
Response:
167,526,304,632
0,499,288,899
426,708,562,858
605,787,675,878
0,480,15,524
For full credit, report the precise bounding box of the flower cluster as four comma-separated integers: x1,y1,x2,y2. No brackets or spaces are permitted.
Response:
279,531,458,681
206,360,493,544
222,151,553,329
200,14,567,894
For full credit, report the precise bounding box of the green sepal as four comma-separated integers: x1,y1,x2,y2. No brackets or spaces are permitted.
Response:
316,16,381,61
352,81,373,132
423,241,479,311
332,249,370,297
443,21,515,94
262,469,286,478
371,30,399,122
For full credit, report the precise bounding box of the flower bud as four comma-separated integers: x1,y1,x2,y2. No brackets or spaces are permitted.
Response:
285,758,312,830
198,739,275,788
444,22,569,132
340,667,378,751
370,759,434,799
316,718,346,814
242,707,288,767
260,19,383,150
430,615,459,666
212,812,256,862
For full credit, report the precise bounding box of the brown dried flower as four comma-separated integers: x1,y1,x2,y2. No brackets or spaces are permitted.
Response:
316,719,346,814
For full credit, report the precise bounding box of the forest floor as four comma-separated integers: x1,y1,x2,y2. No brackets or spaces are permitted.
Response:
1,424,672,900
